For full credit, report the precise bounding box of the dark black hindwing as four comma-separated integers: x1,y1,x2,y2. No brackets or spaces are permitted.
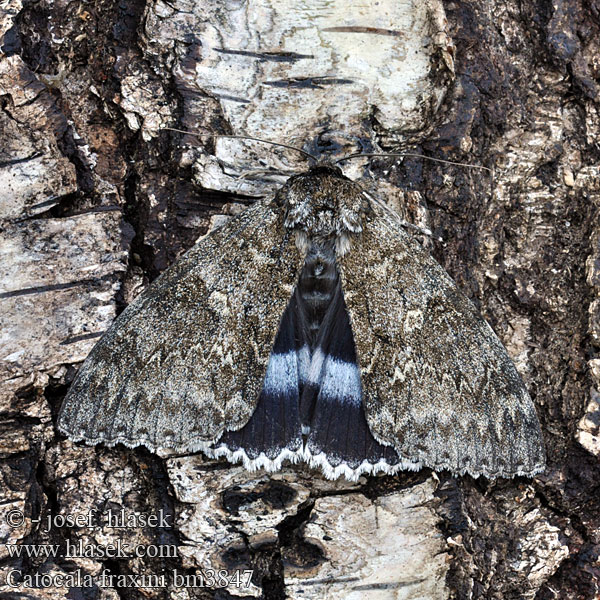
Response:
210,242,402,479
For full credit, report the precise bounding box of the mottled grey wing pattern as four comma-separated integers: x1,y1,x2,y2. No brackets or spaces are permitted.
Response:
338,201,545,478
58,197,305,452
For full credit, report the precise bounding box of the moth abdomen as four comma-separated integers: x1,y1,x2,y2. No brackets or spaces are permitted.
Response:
296,241,338,349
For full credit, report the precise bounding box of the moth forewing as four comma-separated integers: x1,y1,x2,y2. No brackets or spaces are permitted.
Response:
338,200,545,478
58,197,305,453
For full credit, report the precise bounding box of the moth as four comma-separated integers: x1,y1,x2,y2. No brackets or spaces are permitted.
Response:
58,161,546,481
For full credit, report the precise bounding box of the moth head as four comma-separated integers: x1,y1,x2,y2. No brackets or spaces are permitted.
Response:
277,165,370,255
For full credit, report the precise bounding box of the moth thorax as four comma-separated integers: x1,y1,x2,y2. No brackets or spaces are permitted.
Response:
287,200,364,256
281,168,368,257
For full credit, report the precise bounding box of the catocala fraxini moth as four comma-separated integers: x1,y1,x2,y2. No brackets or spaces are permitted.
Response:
58,163,546,481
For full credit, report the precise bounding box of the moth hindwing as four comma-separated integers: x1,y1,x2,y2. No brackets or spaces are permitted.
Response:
58,164,545,481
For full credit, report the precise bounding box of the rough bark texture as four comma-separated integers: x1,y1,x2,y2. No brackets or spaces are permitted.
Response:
0,0,599,599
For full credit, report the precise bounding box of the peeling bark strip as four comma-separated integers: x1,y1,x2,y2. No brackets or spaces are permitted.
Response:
322,26,406,37
214,48,315,62
262,77,356,88
0,277,115,299
0,0,598,598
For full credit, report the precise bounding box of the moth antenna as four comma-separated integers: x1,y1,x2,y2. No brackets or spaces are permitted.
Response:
362,191,444,243
335,152,493,174
346,151,492,245
163,127,317,163
238,168,300,181
232,168,297,196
